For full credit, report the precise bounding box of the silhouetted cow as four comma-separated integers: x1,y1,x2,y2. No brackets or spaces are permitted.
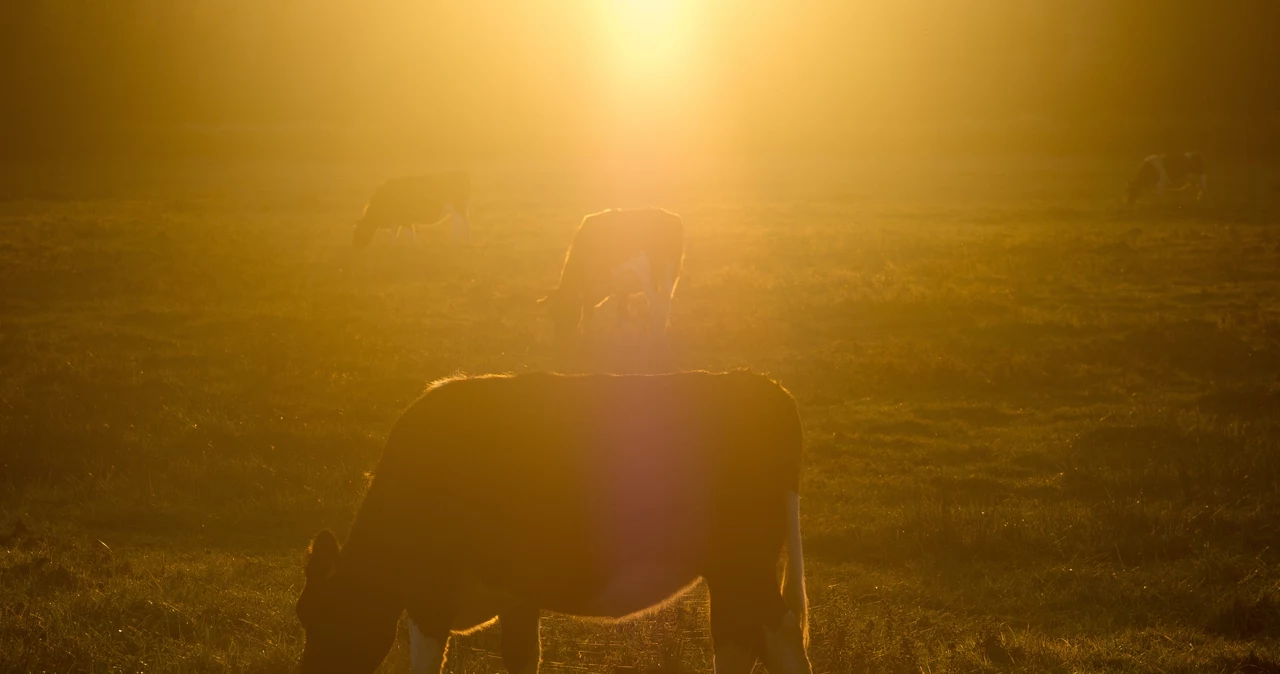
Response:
354,172,471,247
1127,153,1207,204
539,208,684,339
296,371,811,674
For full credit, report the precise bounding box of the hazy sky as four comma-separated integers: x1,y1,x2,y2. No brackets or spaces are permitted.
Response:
2,1,1277,158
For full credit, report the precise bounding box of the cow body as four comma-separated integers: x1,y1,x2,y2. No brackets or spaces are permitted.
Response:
354,172,471,247
539,208,684,338
1127,153,1207,204
296,371,811,674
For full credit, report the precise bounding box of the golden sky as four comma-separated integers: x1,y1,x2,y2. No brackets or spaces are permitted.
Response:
2,1,1277,158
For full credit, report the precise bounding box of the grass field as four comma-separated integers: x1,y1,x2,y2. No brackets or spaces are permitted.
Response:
2,155,1280,673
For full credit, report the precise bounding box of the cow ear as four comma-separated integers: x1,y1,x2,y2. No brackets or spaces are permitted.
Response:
305,529,341,582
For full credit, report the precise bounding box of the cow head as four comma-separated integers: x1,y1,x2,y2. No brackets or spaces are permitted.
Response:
296,530,398,674
538,288,582,340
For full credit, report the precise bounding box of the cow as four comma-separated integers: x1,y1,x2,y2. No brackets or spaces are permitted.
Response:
295,371,811,674
538,208,684,340
1126,152,1207,204
353,172,471,247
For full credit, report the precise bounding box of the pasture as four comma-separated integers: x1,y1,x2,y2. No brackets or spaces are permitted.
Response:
2,155,1280,672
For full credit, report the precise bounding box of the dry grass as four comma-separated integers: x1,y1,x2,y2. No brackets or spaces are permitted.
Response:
3,155,1280,672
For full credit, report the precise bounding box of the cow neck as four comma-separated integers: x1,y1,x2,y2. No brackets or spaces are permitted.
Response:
335,471,408,605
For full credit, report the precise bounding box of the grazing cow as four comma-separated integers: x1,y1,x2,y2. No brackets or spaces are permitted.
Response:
538,208,684,339
353,172,471,247
296,371,811,674
1127,152,1207,204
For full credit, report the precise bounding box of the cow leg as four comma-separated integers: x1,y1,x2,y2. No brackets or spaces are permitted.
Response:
408,619,449,674
615,294,629,331
650,292,670,335
708,566,811,674
647,264,677,335
712,642,757,674
409,224,419,245
760,608,811,674
643,284,669,336
499,605,541,674
449,206,470,243
709,593,762,673
707,572,767,672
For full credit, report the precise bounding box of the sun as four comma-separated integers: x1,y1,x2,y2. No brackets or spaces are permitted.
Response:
605,0,691,80
590,0,721,172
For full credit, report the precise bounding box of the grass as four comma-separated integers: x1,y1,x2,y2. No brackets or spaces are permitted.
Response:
2,154,1280,672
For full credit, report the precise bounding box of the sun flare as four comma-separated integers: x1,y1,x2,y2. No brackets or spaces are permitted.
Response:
605,0,692,80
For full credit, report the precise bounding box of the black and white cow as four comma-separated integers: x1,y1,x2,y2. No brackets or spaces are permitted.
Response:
353,172,471,247
296,371,811,674
1127,152,1207,204
538,208,684,339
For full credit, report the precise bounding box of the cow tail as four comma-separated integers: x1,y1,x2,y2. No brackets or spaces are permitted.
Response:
781,490,809,647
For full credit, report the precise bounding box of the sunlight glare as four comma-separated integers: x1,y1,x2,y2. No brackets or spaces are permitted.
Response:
588,0,718,188
606,0,690,80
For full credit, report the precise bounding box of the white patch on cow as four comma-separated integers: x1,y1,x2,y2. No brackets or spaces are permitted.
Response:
409,621,445,674
783,490,805,613
609,253,661,332
609,253,678,334
1146,154,1170,195
577,565,699,619
612,253,652,292
448,207,470,243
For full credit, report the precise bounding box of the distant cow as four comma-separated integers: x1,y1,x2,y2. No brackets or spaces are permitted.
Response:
296,371,811,674
539,208,684,339
1127,153,1207,204
354,172,471,247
